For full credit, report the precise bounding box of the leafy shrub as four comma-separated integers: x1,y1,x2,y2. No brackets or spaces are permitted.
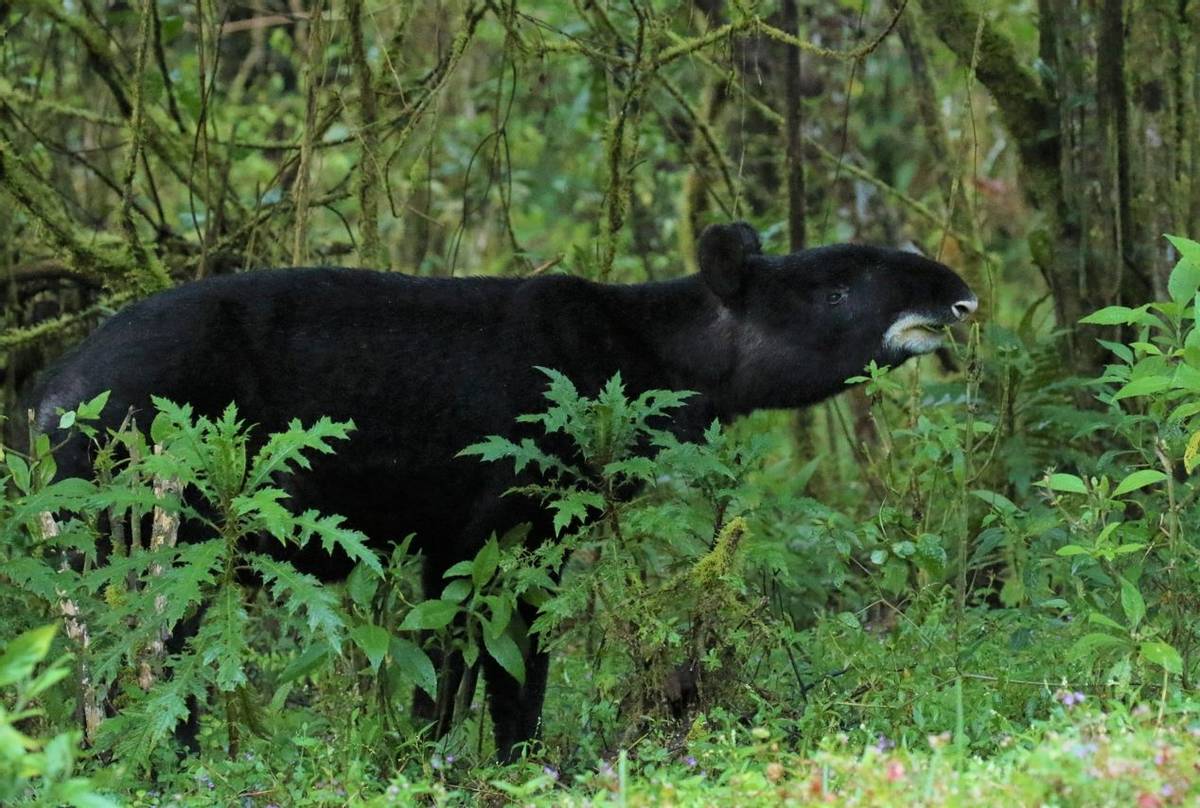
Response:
0,625,115,807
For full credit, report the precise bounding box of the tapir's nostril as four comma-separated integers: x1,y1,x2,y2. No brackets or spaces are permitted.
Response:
952,298,979,320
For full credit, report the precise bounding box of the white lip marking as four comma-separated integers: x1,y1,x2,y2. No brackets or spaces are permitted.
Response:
884,313,947,354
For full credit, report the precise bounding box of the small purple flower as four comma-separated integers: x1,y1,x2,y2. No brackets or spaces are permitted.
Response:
875,734,895,753
684,755,697,768
543,765,559,781
1059,691,1087,708
598,761,614,777
431,754,444,770
1069,742,1098,759
1161,784,1175,798
444,754,456,765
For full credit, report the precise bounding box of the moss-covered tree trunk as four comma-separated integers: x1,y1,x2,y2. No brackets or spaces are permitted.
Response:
920,0,1197,370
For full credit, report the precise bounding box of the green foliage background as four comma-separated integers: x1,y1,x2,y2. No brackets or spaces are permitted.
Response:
0,1,1199,805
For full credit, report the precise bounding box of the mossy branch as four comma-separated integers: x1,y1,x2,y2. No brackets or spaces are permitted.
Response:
349,0,384,268
0,133,140,284
652,1,908,69
917,0,1060,187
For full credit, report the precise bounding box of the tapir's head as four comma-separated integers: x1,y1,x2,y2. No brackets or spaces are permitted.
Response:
697,222,977,412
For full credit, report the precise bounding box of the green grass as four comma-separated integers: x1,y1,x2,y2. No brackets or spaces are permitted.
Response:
109,702,1199,807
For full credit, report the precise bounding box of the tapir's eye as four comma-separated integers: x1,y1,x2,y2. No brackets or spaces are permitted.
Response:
826,288,849,306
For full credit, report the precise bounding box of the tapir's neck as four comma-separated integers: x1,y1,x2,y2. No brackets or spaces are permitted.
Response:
601,277,741,418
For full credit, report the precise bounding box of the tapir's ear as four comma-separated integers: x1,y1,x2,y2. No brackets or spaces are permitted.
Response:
698,222,761,300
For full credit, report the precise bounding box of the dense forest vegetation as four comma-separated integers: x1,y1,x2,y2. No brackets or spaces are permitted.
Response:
1,1,1199,804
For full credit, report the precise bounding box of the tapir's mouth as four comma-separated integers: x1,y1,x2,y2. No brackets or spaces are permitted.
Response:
884,312,954,355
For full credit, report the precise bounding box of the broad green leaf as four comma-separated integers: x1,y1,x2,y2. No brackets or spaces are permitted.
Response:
1166,234,1200,304
1140,640,1183,675
473,539,500,588
1087,611,1126,632
443,560,474,578
1079,305,1144,325
6,454,30,494
1186,431,1200,475
390,636,437,699
1070,632,1129,659
1172,363,1200,391
399,599,459,631
1055,544,1091,557
483,630,525,684
1169,401,1200,422
55,779,120,808
1045,473,1087,494
351,624,391,673
1119,577,1145,630
1097,339,1133,364
1112,469,1167,497
486,595,513,638
277,642,331,685
1113,375,1173,400
0,625,56,686
441,579,472,603
972,489,1019,514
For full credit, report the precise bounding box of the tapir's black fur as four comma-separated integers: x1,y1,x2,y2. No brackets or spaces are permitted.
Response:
31,223,975,759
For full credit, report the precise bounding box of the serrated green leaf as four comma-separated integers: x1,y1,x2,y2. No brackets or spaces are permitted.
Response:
1112,469,1167,497
294,510,381,576
346,562,380,609
195,585,251,690
549,490,605,536
77,390,111,421
245,416,354,491
249,554,346,651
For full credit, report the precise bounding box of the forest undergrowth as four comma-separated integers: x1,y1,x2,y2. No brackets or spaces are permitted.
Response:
2,238,1199,806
